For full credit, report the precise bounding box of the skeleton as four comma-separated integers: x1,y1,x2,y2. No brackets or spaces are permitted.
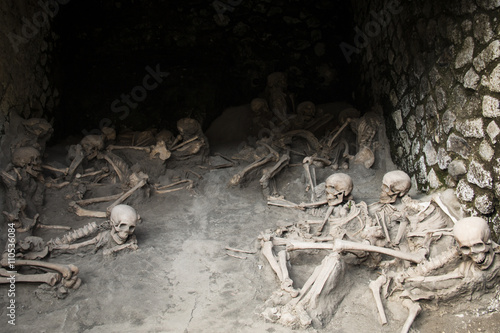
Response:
366,216,500,333
49,204,140,256
250,98,273,130
2,146,45,232
21,117,53,153
68,173,147,218
260,223,427,329
349,111,382,169
1,237,81,294
171,118,209,161
12,146,43,178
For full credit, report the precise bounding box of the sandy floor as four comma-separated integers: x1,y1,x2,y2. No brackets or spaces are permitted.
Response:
1,106,500,333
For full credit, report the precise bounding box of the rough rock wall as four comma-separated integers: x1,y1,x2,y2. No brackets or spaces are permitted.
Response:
351,0,500,234
0,0,59,168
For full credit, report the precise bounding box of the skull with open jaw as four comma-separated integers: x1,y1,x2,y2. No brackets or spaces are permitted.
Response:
453,217,495,270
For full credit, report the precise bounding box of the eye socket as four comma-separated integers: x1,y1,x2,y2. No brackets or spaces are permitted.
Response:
460,246,471,255
471,243,486,253
118,223,130,230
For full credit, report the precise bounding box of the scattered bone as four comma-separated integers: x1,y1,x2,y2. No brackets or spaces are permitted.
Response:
0,268,60,286
68,201,107,218
431,193,458,224
400,299,421,333
287,239,425,264
107,178,147,214
149,140,171,160
226,253,247,260
75,167,108,179
327,119,351,147
3,258,78,280
229,152,277,186
225,247,257,254
154,179,193,194
278,250,299,297
369,274,388,325
107,144,151,153
393,214,409,245
76,193,123,206
42,164,68,175
67,144,85,177
375,210,391,244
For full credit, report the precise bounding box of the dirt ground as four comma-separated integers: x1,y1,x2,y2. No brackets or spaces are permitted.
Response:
1,104,500,333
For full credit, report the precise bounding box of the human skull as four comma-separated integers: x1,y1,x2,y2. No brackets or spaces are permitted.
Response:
110,204,139,245
12,146,42,176
380,170,411,204
325,173,353,206
22,118,53,138
80,134,104,159
177,118,201,139
156,129,175,146
453,217,494,270
250,98,270,116
297,101,316,121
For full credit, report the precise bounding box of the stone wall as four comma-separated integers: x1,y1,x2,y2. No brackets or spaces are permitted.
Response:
0,0,59,169
351,0,500,235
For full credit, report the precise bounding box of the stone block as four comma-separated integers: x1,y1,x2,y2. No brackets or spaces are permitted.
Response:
475,192,494,214
473,13,493,43
456,118,484,138
455,179,474,201
435,86,447,110
428,168,442,189
423,140,437,165
467,159,493,189
392,110,402,129
482,95,500,117
406,115,416,138
442,109,456,134
455,36,474,69
482,64,500,92
447,133,470,158
479,140,494,161
473,40,500,71
437,147,451,170
464,67,480,89
486,120,500,143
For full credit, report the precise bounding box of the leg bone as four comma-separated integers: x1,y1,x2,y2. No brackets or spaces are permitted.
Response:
369,275,388,325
